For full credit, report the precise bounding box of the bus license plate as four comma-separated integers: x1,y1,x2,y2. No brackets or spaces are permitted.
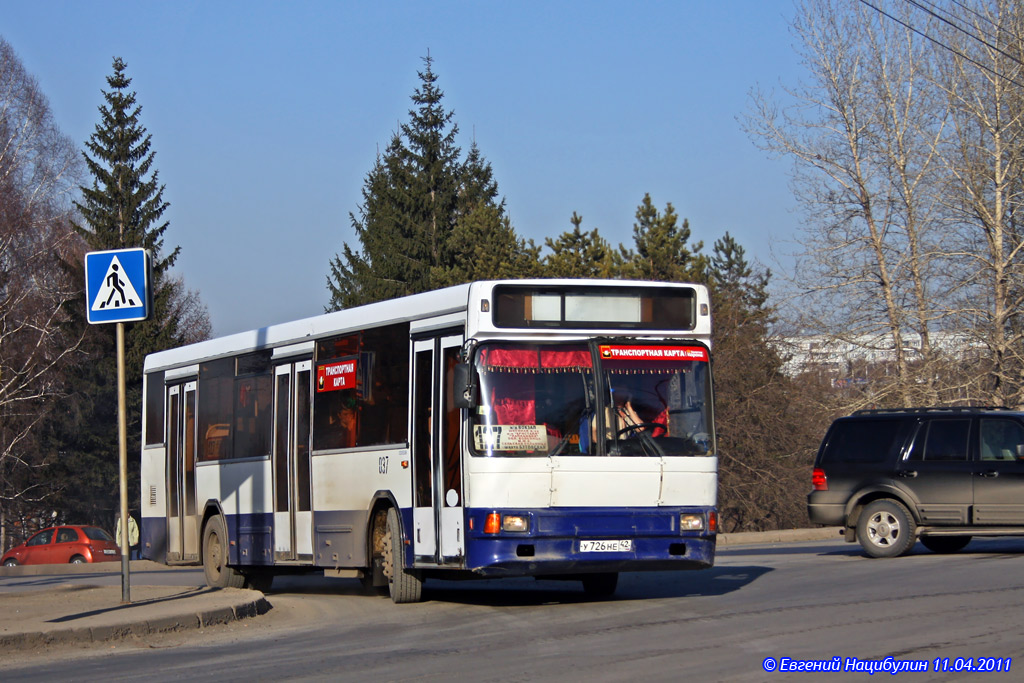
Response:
579,539,632,552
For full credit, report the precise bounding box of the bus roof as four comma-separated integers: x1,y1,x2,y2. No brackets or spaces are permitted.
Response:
143,279,709,373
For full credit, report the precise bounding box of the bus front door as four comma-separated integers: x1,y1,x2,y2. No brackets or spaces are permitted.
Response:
273,360,313,562
412,335,465,564
166,382,199,562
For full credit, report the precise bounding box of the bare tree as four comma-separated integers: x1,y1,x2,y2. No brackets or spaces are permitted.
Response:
928,0,1024,407
0,37,83,550
746,1,966,408
166,274,212,344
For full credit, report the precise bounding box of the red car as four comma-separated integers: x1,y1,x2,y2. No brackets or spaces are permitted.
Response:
1,525,121,566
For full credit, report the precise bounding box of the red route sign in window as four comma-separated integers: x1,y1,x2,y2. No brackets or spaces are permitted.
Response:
599,345,708,362
317,358,358,392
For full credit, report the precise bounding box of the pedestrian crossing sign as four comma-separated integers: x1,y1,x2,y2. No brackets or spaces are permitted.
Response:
85,248,152,324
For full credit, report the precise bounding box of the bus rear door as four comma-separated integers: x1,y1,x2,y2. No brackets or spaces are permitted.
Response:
273,360,314,562
166,381,199,562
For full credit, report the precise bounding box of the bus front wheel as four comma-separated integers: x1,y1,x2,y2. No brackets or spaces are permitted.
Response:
203,515,245,589
382,508,422,604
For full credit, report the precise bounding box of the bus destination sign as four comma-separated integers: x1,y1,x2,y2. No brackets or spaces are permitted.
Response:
599,345,708,362
317,358,358,392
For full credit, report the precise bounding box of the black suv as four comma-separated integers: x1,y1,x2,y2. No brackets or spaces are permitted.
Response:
808,407,1024,557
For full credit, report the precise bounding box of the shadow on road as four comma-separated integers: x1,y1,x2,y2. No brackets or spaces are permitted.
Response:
265,563,773,606
721,537,1024,561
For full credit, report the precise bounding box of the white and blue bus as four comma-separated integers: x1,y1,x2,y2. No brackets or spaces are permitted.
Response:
140,280,717,602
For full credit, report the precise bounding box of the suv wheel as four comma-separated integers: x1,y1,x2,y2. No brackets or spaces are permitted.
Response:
857,499,916,558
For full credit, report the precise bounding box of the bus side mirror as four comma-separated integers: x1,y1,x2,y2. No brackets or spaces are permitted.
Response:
453,362,477,410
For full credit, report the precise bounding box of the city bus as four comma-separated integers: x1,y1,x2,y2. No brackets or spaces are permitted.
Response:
140,279,717,602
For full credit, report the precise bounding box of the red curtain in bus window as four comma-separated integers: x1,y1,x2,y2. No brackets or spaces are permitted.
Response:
542,348,591,369
478,346,591,370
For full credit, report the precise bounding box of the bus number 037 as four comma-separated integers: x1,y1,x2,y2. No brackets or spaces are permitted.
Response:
378,456,388,475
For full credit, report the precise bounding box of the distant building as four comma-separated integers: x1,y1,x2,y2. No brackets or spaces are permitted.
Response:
775,332,981,380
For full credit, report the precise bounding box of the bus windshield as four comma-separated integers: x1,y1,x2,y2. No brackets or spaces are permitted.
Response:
470,342,713,457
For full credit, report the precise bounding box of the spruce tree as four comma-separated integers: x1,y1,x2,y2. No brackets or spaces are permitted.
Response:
328,56,528,309
434,143,541,285
541,212,619,278
75,57,183,366
328,134,410,309
404,56,461,286
619,194,707,282
709,232,770,317
328,56,461,308
48,57,195,525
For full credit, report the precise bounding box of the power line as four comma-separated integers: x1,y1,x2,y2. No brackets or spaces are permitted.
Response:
949,0,1002,34
918,0,1002,46
904,0,1023,68
856,0,1024,89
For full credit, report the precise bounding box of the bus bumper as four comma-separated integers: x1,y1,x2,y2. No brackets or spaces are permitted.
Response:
463,506,716,577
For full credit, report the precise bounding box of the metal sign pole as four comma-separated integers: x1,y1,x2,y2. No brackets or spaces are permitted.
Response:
84,248,151,606
117,321,131,604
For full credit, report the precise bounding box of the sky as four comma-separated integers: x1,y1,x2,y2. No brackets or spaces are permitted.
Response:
4,1,805,336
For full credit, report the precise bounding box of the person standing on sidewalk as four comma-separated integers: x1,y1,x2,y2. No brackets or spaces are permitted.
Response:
115,513,140,560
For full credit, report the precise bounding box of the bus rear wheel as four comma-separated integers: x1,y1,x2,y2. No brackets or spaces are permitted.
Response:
203,515,245,589
382,508,422,603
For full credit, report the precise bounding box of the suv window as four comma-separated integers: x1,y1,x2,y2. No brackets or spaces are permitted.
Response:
980,419,1024,461
819,419,904,464
927,419,971,461
907,419,970,461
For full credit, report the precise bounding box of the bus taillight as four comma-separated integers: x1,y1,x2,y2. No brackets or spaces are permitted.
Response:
812,468,828,491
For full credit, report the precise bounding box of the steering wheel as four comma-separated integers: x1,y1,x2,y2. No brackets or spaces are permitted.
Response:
616,422,663,438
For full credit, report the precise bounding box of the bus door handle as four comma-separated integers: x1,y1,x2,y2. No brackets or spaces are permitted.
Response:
899,470,918,478
978,470,1000,478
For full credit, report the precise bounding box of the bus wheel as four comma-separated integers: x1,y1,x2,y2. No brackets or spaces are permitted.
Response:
203,515,245,588
383,508,422,604
581,572,618,597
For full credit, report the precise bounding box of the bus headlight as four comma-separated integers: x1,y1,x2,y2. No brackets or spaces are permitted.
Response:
502,515,530,532
482,513,530,533
680,513,705,531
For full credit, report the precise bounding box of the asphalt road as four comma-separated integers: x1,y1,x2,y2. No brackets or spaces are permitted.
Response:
5,536,1024,681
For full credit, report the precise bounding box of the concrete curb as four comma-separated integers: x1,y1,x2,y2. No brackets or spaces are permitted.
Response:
717,527,843,546
0,599,272,650
0,587,271,652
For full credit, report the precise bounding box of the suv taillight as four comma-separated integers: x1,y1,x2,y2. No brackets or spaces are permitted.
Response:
812,468,828,491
